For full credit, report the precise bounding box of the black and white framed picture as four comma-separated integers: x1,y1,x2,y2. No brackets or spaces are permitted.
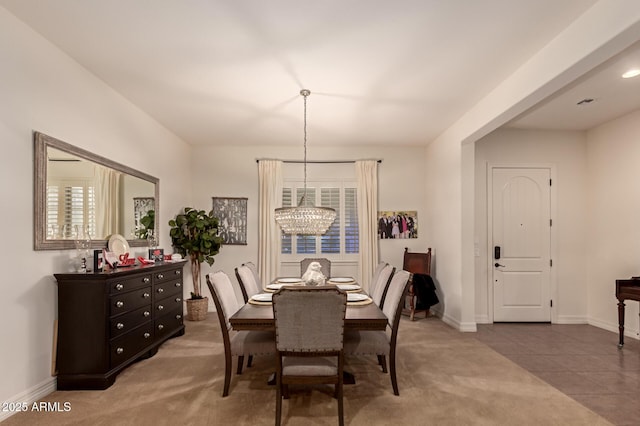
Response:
212,197,248,245
133,197,154,231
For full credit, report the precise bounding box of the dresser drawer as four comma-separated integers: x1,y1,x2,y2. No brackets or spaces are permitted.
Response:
154,279,182,298
153,267,183,285
110,305,152,339
154,293,183,314
110,323,154,368
110,287,152,316
155,308,183,340
109,274,152,295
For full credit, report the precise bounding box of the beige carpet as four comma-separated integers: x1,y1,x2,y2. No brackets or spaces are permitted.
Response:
2,316,611,426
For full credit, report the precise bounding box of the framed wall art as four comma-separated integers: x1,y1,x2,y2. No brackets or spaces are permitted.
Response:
133,197,154,235
377,210,418,240
212,197,248,245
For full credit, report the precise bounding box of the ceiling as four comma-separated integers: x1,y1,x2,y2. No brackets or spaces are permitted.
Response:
4,0,637,147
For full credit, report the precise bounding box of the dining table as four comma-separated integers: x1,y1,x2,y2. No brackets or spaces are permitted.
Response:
229,280,388,332
228,278,388,385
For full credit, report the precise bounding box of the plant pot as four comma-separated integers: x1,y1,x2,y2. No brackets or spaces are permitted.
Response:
186,297,208,321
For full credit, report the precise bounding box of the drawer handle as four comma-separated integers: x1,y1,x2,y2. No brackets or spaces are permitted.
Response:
175,297,182,303
175,270,181,275
143,277,150,283
116,322,124,330
143,311,150,317
176,314,182,320
115,283,123,291
143,332,151,339
116,347,124,355
115,301,124,308
175,282,181,287
157,288,164,294
157,324,164,330
157,273,164,280
143,292,150,298
158,305,164,311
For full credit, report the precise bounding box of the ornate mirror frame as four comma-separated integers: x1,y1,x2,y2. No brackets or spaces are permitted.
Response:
34,131,159,250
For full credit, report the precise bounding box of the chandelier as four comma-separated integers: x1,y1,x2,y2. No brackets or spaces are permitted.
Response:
275,89,337,235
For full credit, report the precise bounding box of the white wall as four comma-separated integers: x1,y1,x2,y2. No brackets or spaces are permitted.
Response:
423,0,640,331
0,8,192,414
474,128,589,324
586,109,640,337
189,144,429,306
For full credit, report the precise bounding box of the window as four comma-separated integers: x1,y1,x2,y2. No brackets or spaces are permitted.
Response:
281,180,358,259
47,178,96,238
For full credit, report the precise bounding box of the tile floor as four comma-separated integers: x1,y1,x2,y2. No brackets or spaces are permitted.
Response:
474,323,640,426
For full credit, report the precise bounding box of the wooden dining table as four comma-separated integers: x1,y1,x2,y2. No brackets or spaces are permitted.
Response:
228,282,388,385
229,299,388,331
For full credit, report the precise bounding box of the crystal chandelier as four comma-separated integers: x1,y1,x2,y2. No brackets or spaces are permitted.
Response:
275,89,336,235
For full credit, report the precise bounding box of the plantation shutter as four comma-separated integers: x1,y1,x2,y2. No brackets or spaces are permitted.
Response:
320,188,340,253
296,188,316,254
344,188,358,253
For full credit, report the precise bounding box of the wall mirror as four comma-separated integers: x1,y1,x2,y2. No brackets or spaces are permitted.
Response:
34,131,159,250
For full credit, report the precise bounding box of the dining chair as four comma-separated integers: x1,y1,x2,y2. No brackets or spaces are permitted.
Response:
344,270,411,396
370,263,395,308
368,261,388,297
243,261,262,289
300,257,331,278
235,264,261,304
206,271,275,397
272,286,347,426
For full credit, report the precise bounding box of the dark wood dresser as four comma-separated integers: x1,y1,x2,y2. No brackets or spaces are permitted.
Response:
54,260,187,390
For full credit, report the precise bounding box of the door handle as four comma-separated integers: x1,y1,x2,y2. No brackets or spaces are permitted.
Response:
494,263,505,268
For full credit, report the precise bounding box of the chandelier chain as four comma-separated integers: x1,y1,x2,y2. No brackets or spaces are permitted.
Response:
302,91,308,205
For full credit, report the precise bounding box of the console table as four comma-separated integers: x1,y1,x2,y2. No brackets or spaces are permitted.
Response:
615,278,640,348
54,260,186,389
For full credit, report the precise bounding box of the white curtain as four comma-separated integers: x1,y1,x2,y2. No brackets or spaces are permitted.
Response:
95,165,122,238
258,160,283,284
356,160,378,293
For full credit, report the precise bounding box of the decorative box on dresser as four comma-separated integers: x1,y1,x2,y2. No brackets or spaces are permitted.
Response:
54,260,187,390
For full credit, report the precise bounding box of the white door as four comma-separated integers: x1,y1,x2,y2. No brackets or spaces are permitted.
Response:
492,167,551,322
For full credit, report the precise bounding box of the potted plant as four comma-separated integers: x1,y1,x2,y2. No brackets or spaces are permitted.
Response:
168,207,223,321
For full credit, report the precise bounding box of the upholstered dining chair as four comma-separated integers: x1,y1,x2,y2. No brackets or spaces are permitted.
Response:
370,263,396,309
235,264,261,304
300,257,331,278
344,270,411,396
206,271,275,397
272,286,347,426
243,261,262,289
367,262,387,296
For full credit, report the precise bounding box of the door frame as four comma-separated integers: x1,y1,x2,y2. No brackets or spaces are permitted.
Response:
486,163,558,323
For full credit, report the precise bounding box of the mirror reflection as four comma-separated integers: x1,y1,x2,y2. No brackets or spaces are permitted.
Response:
34,132,159,250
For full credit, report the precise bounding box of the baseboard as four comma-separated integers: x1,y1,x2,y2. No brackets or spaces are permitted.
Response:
438,310,477,332
589,317,640,341
475,314,490,324
555,315,588,324
0,377,57,422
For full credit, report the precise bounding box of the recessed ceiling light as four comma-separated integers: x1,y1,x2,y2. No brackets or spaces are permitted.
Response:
622,69,640,79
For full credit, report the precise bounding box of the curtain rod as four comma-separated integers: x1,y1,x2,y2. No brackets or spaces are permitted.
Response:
256,159,382,164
